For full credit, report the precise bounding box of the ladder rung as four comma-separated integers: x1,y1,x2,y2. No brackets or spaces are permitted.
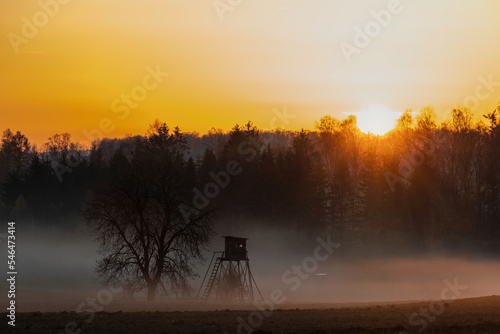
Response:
200,257,224,300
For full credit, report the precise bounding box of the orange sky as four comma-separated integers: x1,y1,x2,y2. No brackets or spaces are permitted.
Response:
1,0,500,147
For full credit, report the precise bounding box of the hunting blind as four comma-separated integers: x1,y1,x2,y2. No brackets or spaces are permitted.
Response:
197,236,263,302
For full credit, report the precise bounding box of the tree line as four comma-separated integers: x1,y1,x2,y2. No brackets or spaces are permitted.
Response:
1,105,500,256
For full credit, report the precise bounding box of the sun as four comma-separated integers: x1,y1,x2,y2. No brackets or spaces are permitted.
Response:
345,106,402,135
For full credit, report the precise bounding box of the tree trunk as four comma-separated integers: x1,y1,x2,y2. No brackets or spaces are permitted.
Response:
147,280,158,302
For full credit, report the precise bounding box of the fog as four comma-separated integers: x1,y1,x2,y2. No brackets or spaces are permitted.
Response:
3,224,500,312
220,225,500,304
0,226,101,311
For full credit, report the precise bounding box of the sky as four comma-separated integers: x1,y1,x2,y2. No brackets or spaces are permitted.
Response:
1,0,500,146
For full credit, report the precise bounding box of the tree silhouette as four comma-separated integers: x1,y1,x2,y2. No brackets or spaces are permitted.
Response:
84,121,215,301
3,104,500,257
0,129,31,176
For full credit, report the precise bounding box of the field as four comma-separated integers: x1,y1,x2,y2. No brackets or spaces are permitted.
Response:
2,296,500,333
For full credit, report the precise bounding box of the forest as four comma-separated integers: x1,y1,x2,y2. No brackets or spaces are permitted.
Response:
1,105,499,257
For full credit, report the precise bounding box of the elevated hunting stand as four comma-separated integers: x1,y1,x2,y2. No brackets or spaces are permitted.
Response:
197,236,263,302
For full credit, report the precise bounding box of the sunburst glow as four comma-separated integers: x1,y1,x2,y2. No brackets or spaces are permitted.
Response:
345,106,402,135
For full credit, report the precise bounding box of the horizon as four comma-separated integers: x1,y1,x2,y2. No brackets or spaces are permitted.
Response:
3,104,497,149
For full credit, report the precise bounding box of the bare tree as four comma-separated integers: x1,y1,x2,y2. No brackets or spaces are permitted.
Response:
84,121,214,301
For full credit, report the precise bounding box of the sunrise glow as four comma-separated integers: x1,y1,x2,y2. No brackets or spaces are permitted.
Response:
1,1,500,145
345,106,402,135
